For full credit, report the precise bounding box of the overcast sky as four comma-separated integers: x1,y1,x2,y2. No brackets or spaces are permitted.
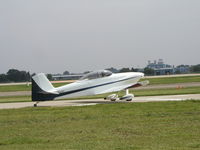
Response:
0,0,199,74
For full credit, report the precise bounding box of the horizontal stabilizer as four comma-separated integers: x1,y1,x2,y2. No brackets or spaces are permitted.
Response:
128,80,149,88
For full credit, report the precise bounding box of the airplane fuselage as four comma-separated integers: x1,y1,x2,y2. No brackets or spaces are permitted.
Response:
54,72,144,99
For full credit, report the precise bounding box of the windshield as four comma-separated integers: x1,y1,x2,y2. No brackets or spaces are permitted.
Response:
80,70,112,80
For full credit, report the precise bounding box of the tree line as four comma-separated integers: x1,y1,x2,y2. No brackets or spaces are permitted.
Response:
0,64,199,83
0,69,31,83
190,64,200,73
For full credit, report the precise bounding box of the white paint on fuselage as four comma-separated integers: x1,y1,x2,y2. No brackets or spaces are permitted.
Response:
54,72,144,99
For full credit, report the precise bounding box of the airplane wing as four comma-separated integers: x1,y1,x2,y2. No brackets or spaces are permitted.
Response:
95,80,149,95
95,84,132,94
127,80,149,88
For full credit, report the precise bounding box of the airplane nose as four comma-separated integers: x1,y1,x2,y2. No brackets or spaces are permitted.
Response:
141,73,144,77
137,73,144,78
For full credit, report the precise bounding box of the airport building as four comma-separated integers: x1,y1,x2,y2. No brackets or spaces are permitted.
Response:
175,65,190,74
147,59,175,75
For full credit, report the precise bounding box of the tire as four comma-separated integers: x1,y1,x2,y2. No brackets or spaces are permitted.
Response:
126,99,132,101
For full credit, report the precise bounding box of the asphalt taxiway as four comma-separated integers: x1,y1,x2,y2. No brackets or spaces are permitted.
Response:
0,94,199,109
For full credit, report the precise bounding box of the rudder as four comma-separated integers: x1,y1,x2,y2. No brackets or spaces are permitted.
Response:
32,73,58,101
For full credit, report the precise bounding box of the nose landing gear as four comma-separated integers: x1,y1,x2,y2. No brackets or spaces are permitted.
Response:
104,94,118,101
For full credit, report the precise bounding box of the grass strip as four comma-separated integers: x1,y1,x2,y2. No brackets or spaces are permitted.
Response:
142,75,200,85
0,83,69,92
0,101,200,150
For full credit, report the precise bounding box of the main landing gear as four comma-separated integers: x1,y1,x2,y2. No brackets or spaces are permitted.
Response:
105,89,134,101
119,89,134,101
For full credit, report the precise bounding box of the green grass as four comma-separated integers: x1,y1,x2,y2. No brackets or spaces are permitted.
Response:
0,86,200,103
53,82,70,87
132,86,200,97
0,83,69,92
0,96,31,103
0,84,31,92
0,101,200,150
142,75,200,85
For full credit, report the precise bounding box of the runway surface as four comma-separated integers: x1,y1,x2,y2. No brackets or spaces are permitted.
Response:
0,94,199,109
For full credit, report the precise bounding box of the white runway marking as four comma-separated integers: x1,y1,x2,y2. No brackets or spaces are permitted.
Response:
0,94,199,109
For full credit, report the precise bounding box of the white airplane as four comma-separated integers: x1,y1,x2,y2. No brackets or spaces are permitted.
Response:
32,70,149,107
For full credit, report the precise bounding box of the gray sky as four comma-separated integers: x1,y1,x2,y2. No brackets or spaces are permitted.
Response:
0,0,200,74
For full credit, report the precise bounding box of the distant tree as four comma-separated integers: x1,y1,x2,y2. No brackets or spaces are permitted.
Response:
144,67,154,75
119,68,131,73
0,74,9,83
7,69,20,82
83,71,90,74
131,67,139,72
63,70,70,75
26,72,31,82
31,73,36,77
7,69,31,82
106,67,119,73
190,64,200,73
175,70,181,74
20,71,29,81
46,74,53,81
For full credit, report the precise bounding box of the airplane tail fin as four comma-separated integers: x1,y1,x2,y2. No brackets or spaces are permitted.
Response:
32,73,58,101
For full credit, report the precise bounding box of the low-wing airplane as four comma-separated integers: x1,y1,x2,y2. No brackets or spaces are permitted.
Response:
32,70,149,107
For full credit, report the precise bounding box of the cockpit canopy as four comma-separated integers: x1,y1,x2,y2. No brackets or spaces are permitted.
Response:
80,70,112,80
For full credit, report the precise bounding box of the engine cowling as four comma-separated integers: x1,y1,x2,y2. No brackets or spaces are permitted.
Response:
120,94,134,101
104,94,118,101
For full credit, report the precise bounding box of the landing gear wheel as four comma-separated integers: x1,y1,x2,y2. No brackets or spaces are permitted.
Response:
126,99,132,101
120,89,134,101
105,94,118,101
111,98,117,101
34,102,39,107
